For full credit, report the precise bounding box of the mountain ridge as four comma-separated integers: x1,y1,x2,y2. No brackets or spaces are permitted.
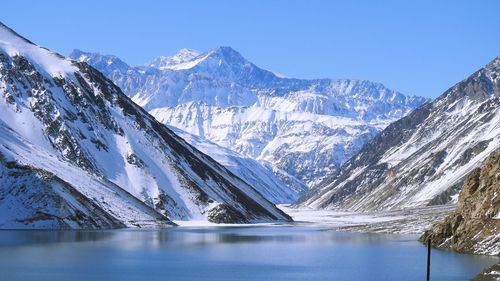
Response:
72,47,427,187
298,55,500,211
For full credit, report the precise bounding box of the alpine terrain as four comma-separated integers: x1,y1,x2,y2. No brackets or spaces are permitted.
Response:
0,22,291,229
70,48,427,188
298,56,500,212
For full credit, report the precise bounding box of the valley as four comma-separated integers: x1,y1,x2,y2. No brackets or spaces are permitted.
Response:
0,10,499,280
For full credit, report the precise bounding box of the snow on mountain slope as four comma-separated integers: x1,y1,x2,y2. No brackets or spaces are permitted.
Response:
71,47,427,187
298,56,500,211
0,121,172,229
169,127,307,203
0,22,291,228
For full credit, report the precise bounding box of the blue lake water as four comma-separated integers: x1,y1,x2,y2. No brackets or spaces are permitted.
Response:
0,226,498,281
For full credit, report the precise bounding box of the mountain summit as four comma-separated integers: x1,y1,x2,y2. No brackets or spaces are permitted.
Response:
72,47,427,187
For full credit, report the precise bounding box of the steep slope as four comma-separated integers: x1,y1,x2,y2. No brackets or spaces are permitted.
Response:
299,56,500,211
170,127,308,203
422,151,500,281
0,22,291,228
71,48,426,187
420,150,500,256
0,140,171,229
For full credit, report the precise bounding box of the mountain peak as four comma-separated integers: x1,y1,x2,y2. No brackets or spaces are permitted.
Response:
174,48,201,59
149,48,201,69
0,22,76,76
0,21,35,46
211,46,240,54
207,46,247,62
69,49,91,61
148,46,251,72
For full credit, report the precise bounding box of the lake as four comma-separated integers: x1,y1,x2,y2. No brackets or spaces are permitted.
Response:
0,226,498,281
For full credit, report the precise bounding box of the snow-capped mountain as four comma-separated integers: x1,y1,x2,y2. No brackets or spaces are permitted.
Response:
71,49,307,204
0,22,291,228
298,56,500,211
70,48,427,187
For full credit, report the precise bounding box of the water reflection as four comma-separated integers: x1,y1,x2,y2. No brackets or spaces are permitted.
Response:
0,229,115,246
0,226,427,248
0,227,498,281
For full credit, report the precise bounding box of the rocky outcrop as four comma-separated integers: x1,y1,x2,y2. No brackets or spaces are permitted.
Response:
207,204,248,224
420,151,500,256
473,263,500,281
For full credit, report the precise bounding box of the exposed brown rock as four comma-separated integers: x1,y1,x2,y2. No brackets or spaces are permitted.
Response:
207,204,248,224
420,150,500,256
473,263,500,281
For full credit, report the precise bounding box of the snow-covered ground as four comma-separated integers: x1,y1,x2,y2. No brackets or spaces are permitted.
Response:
172,204,455,235
278,204,455,234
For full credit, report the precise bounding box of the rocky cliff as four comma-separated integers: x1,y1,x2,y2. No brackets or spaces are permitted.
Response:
420,151,500,256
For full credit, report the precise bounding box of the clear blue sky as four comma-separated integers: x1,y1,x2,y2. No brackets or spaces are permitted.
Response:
2,0,499,98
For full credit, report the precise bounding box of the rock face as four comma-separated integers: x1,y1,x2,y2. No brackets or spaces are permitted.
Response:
473,263,500,281
70,48,426,188
0,22,291,228
420,151,500,256
298,56,500,211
